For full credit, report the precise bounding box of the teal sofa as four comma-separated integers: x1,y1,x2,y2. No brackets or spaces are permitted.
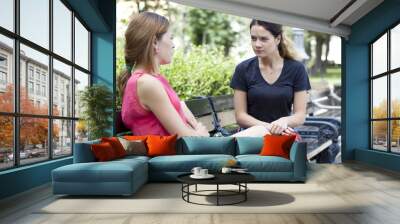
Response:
52,137,307,196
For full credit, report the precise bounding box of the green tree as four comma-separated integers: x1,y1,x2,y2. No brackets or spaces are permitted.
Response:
187,8,240,56
307,31,331,76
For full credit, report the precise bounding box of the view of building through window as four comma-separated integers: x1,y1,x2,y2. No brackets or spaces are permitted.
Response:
0,0,90,170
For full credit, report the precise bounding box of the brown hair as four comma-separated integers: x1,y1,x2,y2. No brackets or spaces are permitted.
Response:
118,12,169,99
250,20,299,61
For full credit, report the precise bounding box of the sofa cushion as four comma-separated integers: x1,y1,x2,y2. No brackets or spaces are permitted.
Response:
147,135,178,157
91,142,118,161
52,162,141,183
236,155,293,172
118,137,147,156
260,135,296,159
178,137,235,155
235,137,263,155
101,137,127,158
148,154,235,172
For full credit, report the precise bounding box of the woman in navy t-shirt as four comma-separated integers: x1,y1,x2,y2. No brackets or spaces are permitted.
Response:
230,20,311,135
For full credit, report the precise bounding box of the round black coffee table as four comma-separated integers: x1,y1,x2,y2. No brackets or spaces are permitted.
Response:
177,173,255,206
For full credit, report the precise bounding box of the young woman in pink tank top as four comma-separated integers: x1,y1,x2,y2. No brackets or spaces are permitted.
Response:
118,12,271,138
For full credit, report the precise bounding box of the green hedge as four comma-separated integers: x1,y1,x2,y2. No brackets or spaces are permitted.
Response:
116,44,236,108
161,45,235,100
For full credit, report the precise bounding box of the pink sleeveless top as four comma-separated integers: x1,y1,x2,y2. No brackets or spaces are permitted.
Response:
121,70,188,136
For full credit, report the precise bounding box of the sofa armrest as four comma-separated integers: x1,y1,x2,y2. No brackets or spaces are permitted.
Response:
73,140,100,163
289,142,307,181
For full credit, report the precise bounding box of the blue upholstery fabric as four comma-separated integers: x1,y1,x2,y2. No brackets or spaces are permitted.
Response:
235,155,293,172
178,137,236,155
235,137,263,155
149,154,235,172
52,158,148,195
289,142,307,181
73,140,100,163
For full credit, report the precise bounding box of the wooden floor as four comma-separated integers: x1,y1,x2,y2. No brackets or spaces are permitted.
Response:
1,162,400,224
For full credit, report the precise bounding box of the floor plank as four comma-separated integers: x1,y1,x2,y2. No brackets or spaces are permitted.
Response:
1,162,400,224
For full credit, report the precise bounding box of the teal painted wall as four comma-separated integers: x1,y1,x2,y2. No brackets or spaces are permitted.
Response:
0,0,116,200
344,0,400,171
92,32,115,135
0,158,72,199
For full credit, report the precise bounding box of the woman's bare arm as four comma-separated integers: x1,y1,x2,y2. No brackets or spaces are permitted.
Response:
137,75,209,137
233,89,270,128
269,90,308,134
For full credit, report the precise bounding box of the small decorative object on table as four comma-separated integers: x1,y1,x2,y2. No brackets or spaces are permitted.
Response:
221,159,242,173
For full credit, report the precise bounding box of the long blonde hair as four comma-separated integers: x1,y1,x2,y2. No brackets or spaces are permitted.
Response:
250,20,299,61
118,12,169,99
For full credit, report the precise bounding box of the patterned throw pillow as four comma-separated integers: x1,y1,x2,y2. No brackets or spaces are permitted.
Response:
118,137,147,156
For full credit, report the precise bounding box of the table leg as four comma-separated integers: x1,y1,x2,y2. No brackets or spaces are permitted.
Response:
217,184,219,206
245,183,247,201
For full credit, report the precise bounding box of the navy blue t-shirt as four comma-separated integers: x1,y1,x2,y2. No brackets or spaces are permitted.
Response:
230,57,311,124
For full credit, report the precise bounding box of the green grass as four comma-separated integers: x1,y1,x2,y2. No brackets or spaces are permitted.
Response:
309,67,341,86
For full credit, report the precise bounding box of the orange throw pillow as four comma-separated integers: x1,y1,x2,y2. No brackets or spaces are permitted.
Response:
259,135,296,159
91,142,118,161
101,137,126,158
146,135,177,157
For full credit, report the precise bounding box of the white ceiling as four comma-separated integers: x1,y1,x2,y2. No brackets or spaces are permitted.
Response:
171,0,384,38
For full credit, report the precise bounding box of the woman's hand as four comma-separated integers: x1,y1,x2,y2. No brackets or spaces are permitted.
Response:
282,126,296,136
270,117,290,135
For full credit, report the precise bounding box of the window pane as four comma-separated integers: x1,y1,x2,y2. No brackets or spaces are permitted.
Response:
0,116,14,170
391,24,400,70
53,119,72,158
53,59,72,117
74,69,89,118
75,120,88,143
20,117,49,165
53,0,72,60
392,120,400,153
391,72,400,118
0,35,14,112
372,121,388,151
20,0,49,49
0,0,14,31
20,44,49,115
372,33,387,76
372,77,387,119
75,18,89,70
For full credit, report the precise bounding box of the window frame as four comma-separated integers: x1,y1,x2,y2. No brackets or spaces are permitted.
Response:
370,20,400,154
0,0,92,171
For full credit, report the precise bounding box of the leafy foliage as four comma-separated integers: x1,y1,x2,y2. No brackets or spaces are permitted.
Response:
116,44,236,106
187,8,240,56
161,45,235,100
79,84,113,140
0,85,59,149
372,99,400,140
